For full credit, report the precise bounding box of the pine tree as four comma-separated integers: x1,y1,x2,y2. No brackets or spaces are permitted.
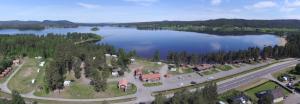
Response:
11,90,25,104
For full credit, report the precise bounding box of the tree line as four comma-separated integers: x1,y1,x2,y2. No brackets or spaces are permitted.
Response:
115,19,300,36
153,82,218,104
163,33,300,66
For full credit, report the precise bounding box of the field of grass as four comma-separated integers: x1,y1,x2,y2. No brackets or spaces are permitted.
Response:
201,68,219,75
244,81,291,101
143,82,163,87
136,59,163,70
8,58,41,93
35,81,137,99
217,65,233,71
168,68,194,75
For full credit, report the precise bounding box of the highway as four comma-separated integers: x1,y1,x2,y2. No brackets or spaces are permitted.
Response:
0,58,298,104
218,59,299,93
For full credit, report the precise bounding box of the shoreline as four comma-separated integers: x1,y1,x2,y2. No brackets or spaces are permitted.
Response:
278,37,287,46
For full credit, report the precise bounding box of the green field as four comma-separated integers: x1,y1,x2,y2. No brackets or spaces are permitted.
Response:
35,81,137,99
168,68,194,75
201,69,219,75
8,58,41,93
143,82,163,87
217,65,233,71
244,81,291,101
136,59,163,70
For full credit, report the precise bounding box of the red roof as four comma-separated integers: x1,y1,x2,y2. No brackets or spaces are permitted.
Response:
118,79,128,86
141,73,161,80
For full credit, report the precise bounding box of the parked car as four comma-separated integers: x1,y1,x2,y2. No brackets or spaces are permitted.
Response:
190,81,197,84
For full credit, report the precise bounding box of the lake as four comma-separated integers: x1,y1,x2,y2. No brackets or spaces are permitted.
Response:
0,26,281,58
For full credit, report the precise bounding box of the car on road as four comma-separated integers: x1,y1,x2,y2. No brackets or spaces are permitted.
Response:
179,83,184,86
190,81,197,84
208,76,215,80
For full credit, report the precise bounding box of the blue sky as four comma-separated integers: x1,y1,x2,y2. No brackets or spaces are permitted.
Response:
1,0,300,22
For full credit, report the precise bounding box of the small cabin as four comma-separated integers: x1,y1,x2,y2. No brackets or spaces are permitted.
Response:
118,79,128,92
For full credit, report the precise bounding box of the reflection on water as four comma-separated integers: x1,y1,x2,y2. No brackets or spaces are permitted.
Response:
0,26,280,58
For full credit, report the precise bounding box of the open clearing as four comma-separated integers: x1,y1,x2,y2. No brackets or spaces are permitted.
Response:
217,65,233,71
244,81,290,101
35,81,137,99
8,57,40,93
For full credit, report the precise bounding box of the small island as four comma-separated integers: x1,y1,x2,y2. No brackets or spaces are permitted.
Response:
91,27,100,31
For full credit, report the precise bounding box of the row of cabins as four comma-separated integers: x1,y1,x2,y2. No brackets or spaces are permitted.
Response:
226,88,285,104
0,59,21,78
168,64,213,72
193,64,213,71
0,67,12,78
134,69,161,82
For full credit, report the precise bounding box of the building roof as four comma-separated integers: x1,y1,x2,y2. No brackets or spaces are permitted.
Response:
229,95,248,104
141,73,161,80
135,69,143,75
270,88,285,99
256,88,285,99
118,79,128,86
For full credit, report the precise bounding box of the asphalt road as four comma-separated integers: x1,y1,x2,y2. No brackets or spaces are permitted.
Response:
217,60,300,93
0,58,298,104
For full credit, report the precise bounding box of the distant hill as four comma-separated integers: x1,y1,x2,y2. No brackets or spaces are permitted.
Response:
0,20,78,30
116,19,300,29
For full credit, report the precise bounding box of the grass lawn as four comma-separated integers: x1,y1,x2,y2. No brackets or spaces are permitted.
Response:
217,65,233,71
244,81,291,101
35,81,137,99
201,68,219,75
136,59,163,70
168,68,194,75
8,57,41,93
143,82,162,87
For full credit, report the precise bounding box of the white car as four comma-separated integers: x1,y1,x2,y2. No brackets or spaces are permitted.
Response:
207,76,215,80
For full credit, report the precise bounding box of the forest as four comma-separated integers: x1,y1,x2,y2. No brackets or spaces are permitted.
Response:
0,20,78,30
0,33,134,93
164,31,300,66
115,19,300,35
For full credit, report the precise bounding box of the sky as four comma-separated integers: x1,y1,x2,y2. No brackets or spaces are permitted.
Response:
1,0,300,23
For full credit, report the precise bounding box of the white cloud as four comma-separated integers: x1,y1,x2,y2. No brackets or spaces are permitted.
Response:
123,0,159,6
77,2,100,9
231,9,242,13
281,0,300,12
245,1,277,9
211,0,222,6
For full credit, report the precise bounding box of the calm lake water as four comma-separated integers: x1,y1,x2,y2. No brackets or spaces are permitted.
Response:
0,26,281,58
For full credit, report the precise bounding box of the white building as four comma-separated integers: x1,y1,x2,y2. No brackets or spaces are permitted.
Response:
39,61,45,67
112,72,119,77
31,79,35,84
64,81,71,86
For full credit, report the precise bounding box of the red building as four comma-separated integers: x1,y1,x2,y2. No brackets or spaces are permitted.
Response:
118,79,128,92
140,73,161,82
